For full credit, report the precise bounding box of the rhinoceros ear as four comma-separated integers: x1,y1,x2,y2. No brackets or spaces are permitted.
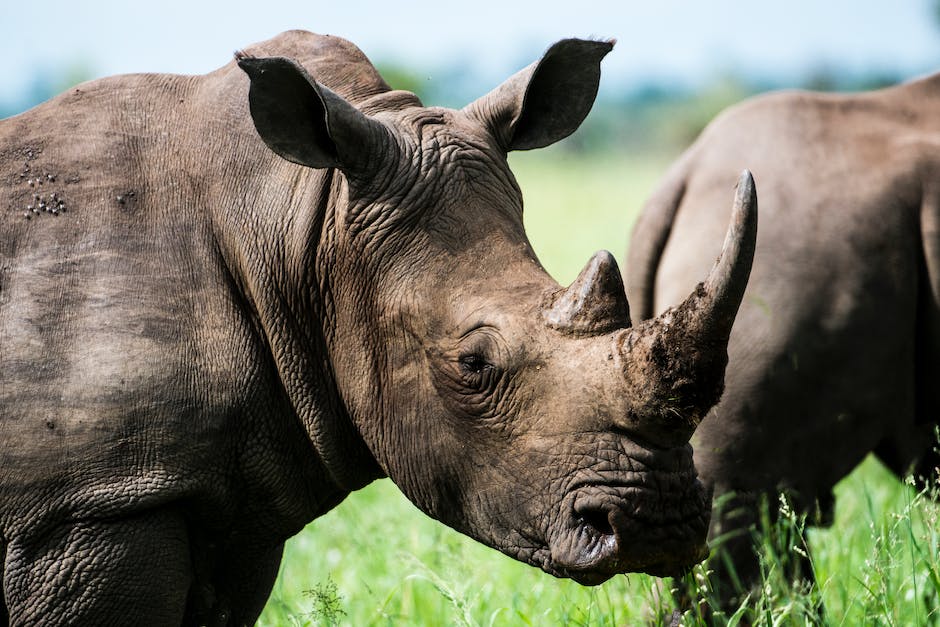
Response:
463,38,613,151
237,53,388,173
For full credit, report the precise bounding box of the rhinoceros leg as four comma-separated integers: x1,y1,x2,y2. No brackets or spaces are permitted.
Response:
913,448,940,495
711,489,819,598
184,539,284,626
1,537,7,627
673,488,823,617
212,543,283,626
874,217,940,495
3,509,191,626
876,431,940,495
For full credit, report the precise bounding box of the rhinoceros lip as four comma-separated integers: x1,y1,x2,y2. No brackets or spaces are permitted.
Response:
544,478,710,584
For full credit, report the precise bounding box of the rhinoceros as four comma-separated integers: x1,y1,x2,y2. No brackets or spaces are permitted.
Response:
0,30,757,625
627,76,940,601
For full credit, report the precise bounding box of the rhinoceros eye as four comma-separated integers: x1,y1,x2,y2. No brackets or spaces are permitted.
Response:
457,352,498,390
429,338,505,416
444,327,504,396
458,353,492,375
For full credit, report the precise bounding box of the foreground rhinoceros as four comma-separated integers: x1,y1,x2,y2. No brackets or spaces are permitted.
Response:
627,76,940,602
0,30,756,625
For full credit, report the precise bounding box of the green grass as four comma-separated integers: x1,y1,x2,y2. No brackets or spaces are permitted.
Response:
257,150,940,625
258,457,939,626
678,458,940,626
257,475,666,626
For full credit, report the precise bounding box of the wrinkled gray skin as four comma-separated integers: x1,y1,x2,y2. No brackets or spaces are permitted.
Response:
1,31,756,626
628,75,940,603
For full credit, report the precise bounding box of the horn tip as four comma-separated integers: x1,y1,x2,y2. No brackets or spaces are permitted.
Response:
732,169,758,226
735,169,755,197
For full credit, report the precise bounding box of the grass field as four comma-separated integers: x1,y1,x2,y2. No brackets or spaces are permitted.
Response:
257,150,940,626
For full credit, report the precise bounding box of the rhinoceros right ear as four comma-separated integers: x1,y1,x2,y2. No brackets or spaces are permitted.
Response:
463,38,613,151
237,53,388,173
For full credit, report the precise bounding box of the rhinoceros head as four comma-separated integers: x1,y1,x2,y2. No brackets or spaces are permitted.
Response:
237,40,757,583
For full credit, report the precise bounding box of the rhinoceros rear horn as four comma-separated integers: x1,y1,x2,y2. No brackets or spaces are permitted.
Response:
620,171,757,440
237,54,389,175
543,250,631,335
463,38,614,152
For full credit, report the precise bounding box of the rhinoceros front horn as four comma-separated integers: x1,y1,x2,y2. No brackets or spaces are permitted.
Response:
689,169,758,344
621,170,757,446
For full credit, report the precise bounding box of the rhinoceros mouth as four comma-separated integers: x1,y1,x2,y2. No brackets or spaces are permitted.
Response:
541,465,711,584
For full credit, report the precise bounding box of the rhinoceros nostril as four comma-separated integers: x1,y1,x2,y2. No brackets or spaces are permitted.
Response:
578,506,614,537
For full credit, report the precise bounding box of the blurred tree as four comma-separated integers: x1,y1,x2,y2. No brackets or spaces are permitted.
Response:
374,62,431,103
803,61,901,92
804,65,840,92
1,60,94,118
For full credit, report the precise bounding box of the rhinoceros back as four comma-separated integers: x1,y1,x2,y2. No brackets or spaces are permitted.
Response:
0,30,380,527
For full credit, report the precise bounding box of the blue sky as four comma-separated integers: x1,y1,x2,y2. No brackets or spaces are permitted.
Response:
2,1,939,107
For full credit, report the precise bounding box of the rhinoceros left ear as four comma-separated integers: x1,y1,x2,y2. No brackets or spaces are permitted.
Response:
463,38,613,151
237,53,388,174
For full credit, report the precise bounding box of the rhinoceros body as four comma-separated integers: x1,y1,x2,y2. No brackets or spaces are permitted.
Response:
628,75,940,598
1,30,757,625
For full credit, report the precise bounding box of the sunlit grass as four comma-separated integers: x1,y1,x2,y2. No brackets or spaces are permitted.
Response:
258,474,662,626
258,457,939,626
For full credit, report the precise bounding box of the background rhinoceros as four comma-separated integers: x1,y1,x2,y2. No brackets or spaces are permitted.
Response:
1,30,756,625
627,74,940,605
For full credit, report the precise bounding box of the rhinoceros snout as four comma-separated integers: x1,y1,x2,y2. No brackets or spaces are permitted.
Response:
546,448,711,583
564,502,707,582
